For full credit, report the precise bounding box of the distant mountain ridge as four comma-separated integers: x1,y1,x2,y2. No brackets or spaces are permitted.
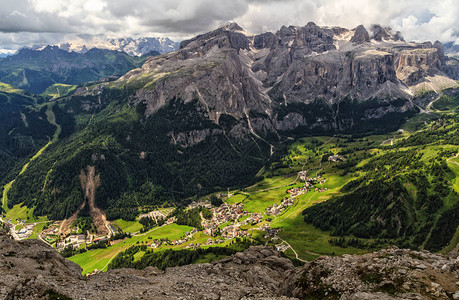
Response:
53,36,179,56
0,46,150,93
444,42,459,57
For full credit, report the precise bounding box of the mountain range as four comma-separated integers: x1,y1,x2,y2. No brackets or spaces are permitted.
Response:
444,42,459,57
1,22,457,222
0,46,150,94
111,22,458,136
0,36,181,94
56,36,179,56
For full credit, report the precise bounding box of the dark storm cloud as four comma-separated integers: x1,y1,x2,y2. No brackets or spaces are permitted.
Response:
105,0,249,33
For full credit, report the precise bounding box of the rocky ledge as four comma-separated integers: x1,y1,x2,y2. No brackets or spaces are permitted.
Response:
0,230,458,299
283,247,459,299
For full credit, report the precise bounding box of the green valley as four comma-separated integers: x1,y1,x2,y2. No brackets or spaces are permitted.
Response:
16,110,453,275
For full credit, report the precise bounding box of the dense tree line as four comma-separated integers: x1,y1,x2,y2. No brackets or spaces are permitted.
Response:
0,92,54,185
86,240,109,250
304,179,414,239
171,207,203,230
61,245,86,258
105,208,138,221
210,195,223,207
399,116,459,147
328,237,387,250
8,92,267,220
61,240,110,258
431,93,459,111
425,203,459,252
110,232,131,241
273,97,414,137
303,146,458,251
201,207,212,220
108,238,258,270
139,216,165,233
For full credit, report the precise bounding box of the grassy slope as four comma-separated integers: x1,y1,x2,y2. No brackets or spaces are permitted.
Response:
42,84,77,99
448,159,459,194
0,82,23,93
2,139,51,218
441,159,459,254
271,175,367,260
1,102,59,222
45,103,61,143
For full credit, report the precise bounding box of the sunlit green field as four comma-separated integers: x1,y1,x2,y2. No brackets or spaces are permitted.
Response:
0,82,23,93
69,223,193,274
114,219,143,233
226,193,248,205
4,203,48,224
448,160,459,194
243,188,290,213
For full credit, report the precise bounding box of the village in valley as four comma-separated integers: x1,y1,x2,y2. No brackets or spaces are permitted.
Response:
1,160,329,253
5,125,447,276
1,144,361,275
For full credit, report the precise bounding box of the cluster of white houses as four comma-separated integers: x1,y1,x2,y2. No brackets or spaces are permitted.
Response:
55,234,110,252
221,224,249,239
266,198,294,215
169,228,199,246
202,203,248,236
4,219,33,239
16,224,34,239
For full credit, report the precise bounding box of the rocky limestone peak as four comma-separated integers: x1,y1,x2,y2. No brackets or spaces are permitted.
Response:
253,31,276,49
109,21,458,145
0,232,297,299
370,24,405,42
331,26,349,36
351,25,371,43
434,40,446,62
220,22,244,32
444,42,459,56
179,22,250,51
393,30,405,41
283,246,459,299
274,22,335,52
421,41,434,48
42,45,60,52
371,24,390,41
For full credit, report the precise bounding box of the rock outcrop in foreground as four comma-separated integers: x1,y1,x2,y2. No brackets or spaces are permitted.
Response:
285,248,459,299
1,231,459,299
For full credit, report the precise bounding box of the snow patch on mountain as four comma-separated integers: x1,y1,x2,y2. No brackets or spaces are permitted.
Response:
43,37,179,56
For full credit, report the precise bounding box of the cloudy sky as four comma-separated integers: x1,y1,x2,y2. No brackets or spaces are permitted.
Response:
0,0,458,54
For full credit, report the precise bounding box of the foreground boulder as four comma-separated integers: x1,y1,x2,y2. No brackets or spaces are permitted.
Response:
0,231,295,299
282,247,459,299
1,230,458,299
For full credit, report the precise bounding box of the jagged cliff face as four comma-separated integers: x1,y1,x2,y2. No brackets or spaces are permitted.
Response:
109,22,458,143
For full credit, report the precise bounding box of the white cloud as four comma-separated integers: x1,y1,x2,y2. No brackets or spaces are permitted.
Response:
0,0,457,51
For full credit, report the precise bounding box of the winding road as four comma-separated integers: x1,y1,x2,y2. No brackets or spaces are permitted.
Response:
447,153,459,166
278,237,308,262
